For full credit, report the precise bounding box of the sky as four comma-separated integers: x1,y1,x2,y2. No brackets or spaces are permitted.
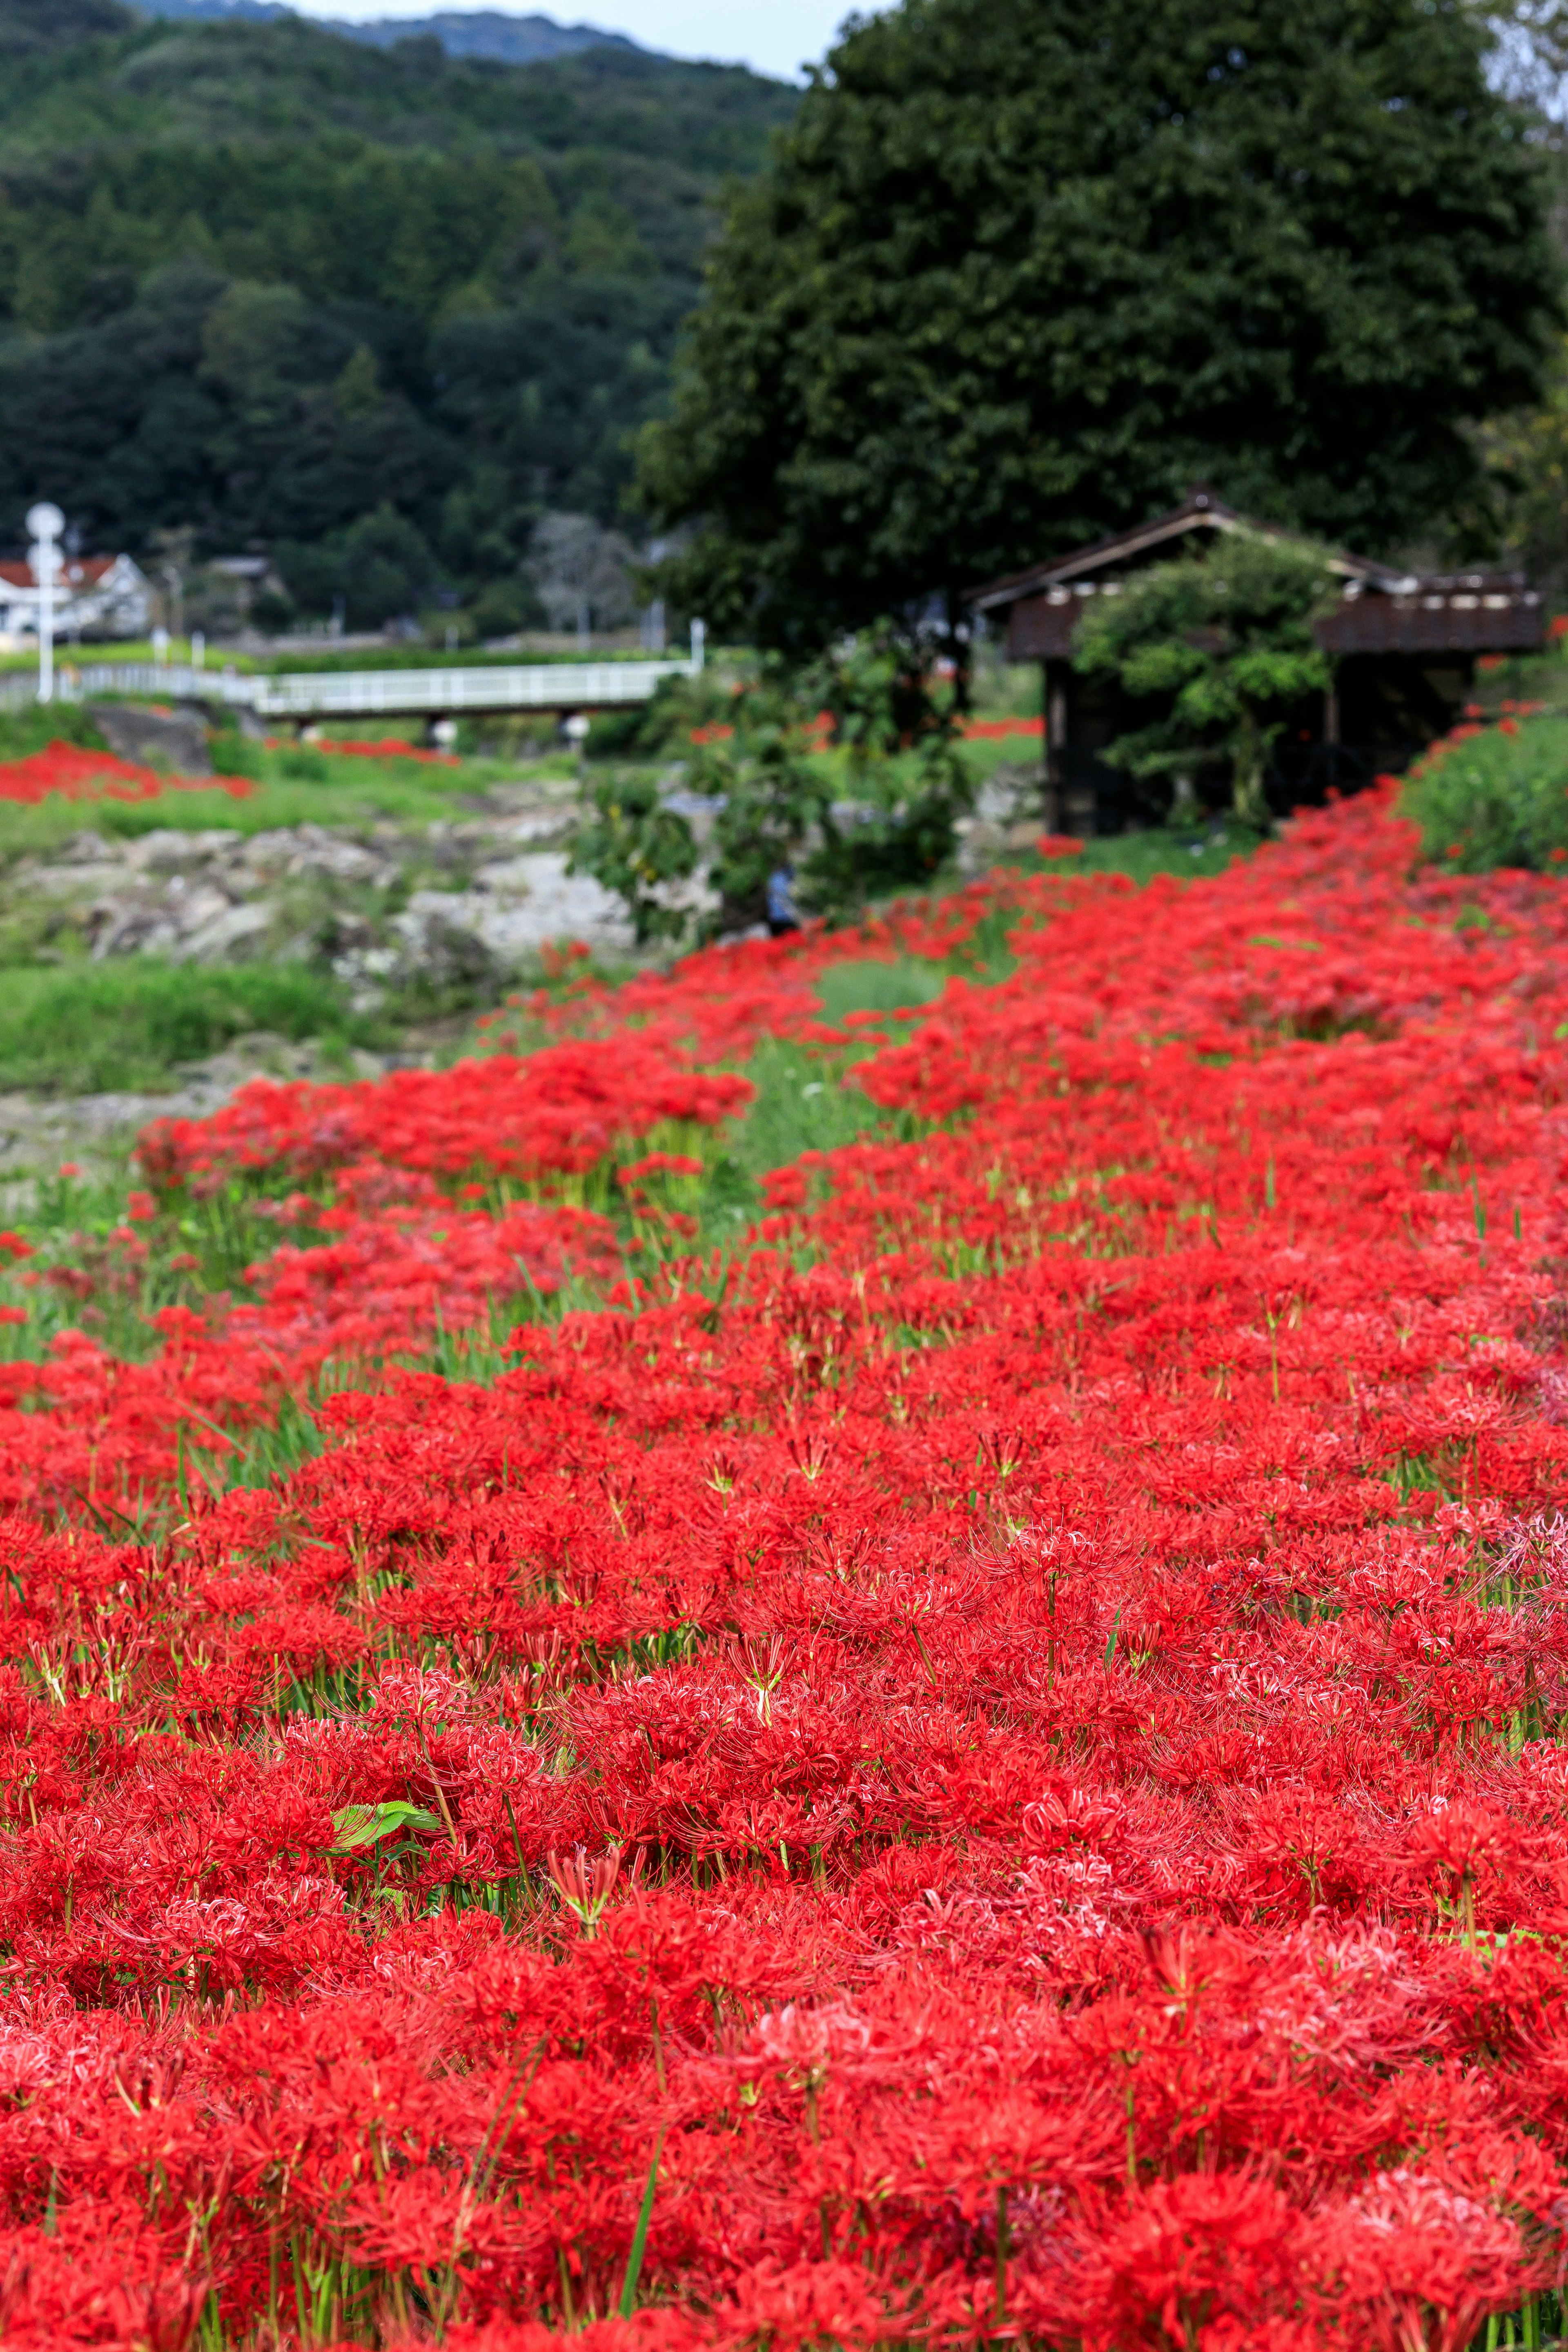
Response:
292,0,864,79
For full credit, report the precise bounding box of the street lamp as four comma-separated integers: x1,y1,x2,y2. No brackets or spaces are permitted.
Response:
26,503,63,706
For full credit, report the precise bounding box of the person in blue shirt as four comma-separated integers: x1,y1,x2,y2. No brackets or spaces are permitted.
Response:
766,865,801,936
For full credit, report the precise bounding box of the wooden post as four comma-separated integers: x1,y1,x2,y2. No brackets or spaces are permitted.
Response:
1044,664,1067,834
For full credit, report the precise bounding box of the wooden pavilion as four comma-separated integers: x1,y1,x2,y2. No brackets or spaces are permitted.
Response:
968,490,1545,834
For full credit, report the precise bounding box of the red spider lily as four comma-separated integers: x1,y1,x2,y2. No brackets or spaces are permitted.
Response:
263,734,460,764
8,780,1568,2341
0,741,252,804
546,1843,641,1933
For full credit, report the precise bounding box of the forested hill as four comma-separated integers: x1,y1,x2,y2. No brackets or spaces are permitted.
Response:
0,2,796,625
131,5,644,66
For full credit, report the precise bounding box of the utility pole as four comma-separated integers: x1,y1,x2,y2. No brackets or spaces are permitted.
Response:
26,503,63,706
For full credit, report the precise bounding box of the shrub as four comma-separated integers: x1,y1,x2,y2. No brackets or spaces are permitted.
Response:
209,730,265,782
1073,535,1336,828
572,625,973,940
1399,712,1568,872
586,671,732,762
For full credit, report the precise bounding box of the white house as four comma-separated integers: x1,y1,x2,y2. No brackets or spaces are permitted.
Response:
0,553,153,645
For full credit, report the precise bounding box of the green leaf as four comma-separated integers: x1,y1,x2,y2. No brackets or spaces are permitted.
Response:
330,1801,444,1853
618,2129,667,2316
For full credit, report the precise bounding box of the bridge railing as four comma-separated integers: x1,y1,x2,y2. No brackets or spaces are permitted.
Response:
0,656,698,718
254,659,697,717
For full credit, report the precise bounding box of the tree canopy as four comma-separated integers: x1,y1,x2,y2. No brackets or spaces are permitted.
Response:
639,0,1561,650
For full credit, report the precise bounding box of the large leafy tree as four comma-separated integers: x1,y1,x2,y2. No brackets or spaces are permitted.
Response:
639,0,1561,649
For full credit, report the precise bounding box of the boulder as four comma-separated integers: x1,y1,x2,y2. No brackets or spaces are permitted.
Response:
89,702,212,777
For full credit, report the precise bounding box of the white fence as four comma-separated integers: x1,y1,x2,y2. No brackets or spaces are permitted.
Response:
0,657,697,719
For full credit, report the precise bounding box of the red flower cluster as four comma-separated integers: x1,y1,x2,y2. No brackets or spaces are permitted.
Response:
9,784,1568,2345
957,715,1044,739
138,1045,757,1193
263,737,461,766
230,1166,622,1376
0,740,254,805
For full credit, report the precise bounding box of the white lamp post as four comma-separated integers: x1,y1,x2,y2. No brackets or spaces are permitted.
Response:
26,503,64,707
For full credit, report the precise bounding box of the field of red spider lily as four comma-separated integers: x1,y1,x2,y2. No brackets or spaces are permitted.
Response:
12,777,1568,2350
0,742,254,806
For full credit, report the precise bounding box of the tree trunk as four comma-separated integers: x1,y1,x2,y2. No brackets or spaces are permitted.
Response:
1232,710,1271,831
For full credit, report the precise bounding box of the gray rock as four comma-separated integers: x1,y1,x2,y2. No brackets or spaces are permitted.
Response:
53,831,128,868
123,829,240,875
90,703,212,778
1,795,652,984
389,896,503,992
173,902,274,964
90,906,184,960
29,861,136,898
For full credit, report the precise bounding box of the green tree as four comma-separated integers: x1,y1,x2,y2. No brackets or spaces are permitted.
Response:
0,0,131,58
571,628,971,940
1071,535,1336,829
691,633,972,932
639,0,1559,650
276,502,438,627
1458,329,1568,592
569,771,702,945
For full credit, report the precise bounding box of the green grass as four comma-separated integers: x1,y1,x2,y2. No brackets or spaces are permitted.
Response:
1067,822,1266,882
0,643,259,676
642,1034,913,1252
817,955,949,1020
0,705,118,759
0,961,371,1095
732,1033,904,1172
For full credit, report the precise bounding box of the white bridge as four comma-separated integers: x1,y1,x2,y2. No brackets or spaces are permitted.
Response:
0,656,698,722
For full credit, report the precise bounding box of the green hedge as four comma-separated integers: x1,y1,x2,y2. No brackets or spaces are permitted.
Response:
1399,713,1568,873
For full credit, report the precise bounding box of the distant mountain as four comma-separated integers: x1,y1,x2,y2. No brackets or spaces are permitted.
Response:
0,0,136,55
326,12,640,62
0,0,795,625
129,0,308,19
129,1,642,61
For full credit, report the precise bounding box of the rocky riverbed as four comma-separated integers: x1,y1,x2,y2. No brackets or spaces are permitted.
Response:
0,764,1040,1177
0,777,652,1176
12,780,641,1003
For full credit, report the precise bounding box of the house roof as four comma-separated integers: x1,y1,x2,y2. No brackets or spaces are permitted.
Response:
0,557,136,592
972,491,1544,662
0,557,123,592
967,490,1414,611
